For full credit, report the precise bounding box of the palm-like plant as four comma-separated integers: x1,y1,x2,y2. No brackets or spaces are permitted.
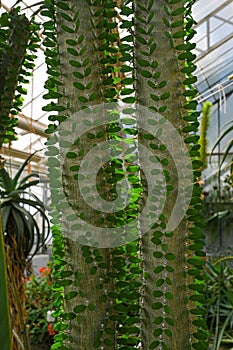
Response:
0,152,50,350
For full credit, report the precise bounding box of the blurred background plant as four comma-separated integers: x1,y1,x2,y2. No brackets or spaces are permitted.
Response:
0,152,50,350
210,120,233,183
24,263,55,350
205,259,233,350
198,101,212,172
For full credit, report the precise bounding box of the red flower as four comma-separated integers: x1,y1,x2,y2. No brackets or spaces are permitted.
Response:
39,266,50,277
47,323,55,336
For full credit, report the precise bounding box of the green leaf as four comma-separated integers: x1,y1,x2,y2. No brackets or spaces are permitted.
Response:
122,97,136,103
67,48,78,56
154,328,162,337
152,302,163,310
73,304,87,313
171,7,185,16
153,290,163,297
11,151,38,188
160,92,170,100
65,291,78,300
66,39,77,46
69,60,81,68
73,71,83,79
121,88,134,95
159,106,167,112
163,17,170,27
153,251,163,258
183,76,197,85
121,77,134,85
60,13,73,22
211,124,233,154
137,36,147,45
57,2,70,10
61,25,74,33
77,34,84,44
90,266,97,275
141,70,152,78
148,81,156,89
158,80,167,88
171,20,183,28
78,96,88,103
88,304,95,311
165,253,175,261
165,292,173,300
63,312,76,320
150,43,157,54
150,94,159,101
165,317,174,326
73,82,85,90
0,168,14,192
149,341,160,349
138,59,150,67
173,30,186,38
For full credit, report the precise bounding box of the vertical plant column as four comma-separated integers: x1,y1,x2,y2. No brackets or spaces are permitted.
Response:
48,0,118,348
0,208,12,350
0,9,41,350
0,11,30,147
45,0,209,349
135,0,207,349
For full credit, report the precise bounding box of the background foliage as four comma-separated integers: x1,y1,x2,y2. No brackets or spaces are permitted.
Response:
24,264,55,349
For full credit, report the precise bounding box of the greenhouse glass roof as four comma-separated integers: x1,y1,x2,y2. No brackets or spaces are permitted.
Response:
0,0,232,167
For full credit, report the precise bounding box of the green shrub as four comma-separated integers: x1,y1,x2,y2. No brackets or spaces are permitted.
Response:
205,260,233,349
24,263,55,347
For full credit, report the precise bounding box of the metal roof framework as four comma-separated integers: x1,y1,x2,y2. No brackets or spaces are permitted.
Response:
0,0,232,167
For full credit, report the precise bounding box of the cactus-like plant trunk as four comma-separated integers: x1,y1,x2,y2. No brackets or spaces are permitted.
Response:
56,2,115,348
0,11,30,148
135,1,195,348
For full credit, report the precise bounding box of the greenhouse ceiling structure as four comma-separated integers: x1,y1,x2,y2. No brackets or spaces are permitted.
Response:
0,0,232,176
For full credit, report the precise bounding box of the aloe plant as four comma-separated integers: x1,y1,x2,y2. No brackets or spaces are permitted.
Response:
0,153,50,350
0,152,50,259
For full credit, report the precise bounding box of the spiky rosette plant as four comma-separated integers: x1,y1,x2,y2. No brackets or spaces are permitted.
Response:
0,153,50,260
0,153,50,350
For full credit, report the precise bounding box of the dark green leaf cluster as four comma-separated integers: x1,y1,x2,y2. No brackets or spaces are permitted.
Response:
0,9,41,146
0,152,50,259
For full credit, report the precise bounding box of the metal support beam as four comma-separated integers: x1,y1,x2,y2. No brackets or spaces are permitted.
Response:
1,147,42,163
16,113,48,138
194,0,233,61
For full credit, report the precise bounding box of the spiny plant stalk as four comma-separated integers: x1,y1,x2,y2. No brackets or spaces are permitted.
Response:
0,10,30,147
43,0,209,349
198,101,212,172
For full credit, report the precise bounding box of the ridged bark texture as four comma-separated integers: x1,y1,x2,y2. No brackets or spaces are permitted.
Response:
56,1,115,348
135,1,191,349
